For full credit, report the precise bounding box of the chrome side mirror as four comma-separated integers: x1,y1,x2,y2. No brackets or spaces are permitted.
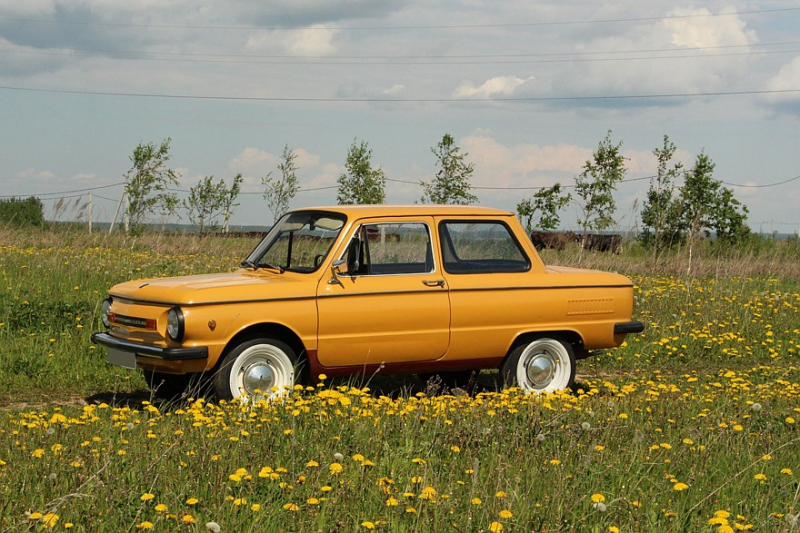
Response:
328,259,346,286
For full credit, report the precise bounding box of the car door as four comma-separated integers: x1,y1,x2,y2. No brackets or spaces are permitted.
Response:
316,217,450,368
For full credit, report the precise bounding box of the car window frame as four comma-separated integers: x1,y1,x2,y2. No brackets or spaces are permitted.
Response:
339,220,436,277
438,219,532,274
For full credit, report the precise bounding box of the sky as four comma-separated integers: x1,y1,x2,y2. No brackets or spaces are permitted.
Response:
1,0,799,234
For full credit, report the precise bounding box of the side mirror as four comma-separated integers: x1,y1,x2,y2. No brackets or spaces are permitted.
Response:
328,259,346,286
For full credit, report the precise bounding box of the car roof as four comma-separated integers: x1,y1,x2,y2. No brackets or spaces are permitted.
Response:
290,205,513,218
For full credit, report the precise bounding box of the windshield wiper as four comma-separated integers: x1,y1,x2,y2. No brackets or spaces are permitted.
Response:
240,259,259,270
240,259,285,273
258,263,285,274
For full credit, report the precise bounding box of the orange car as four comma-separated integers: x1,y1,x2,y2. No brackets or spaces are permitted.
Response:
92,205,643,399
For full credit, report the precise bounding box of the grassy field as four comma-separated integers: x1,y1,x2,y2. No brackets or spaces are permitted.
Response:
0,225,798,532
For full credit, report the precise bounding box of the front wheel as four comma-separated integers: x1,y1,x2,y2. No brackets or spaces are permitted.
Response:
501,338,575,393
213,337,298,401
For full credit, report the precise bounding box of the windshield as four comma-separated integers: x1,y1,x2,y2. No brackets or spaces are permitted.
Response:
242,211,346,273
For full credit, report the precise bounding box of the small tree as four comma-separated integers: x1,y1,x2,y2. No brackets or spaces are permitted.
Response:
516,184,571,231
263,145,300,223
221,173,243,233
421,133,478,205
184,176,230,234
123,138,180,233
640,135,685,262
680,152,749,272
574,131,627,253
0,197,45,227
336,139,386,205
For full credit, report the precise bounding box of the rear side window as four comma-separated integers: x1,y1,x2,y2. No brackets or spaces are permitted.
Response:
439,221,530,274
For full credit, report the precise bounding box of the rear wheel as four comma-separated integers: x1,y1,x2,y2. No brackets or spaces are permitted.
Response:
213,337,298,401
501,338,575,393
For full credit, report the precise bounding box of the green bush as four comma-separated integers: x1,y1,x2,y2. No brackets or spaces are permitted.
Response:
0,196,45,227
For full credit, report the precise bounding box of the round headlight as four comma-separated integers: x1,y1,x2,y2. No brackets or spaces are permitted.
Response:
167,307,185,342
101,298,112,328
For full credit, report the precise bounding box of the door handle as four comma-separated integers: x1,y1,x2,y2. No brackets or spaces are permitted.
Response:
422,279,445,287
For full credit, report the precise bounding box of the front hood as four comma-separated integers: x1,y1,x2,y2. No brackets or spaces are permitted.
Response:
109,270,313,305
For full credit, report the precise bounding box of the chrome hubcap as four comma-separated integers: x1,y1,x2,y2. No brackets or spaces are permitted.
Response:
526,352,556,388
242,361,275,394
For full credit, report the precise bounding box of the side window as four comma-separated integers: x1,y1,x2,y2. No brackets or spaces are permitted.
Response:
439,221,530,274
353,222,434,275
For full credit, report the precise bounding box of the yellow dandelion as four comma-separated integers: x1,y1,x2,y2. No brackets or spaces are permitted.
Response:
41,513,59,528
135,522,154,530
154,504,167,512
186,497,199,505
283,503,299,511
489,521,504,532
499,510,513,518
329,462,343,475
471,497,482,505
182,514,195,524
673,482,689,491
386,497,399,506
361,521,376,529
591,493,606,504
140,493,155,502
306,460,319,468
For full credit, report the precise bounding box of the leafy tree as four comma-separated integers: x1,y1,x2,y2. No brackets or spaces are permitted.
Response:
123,138,180,233
336,139,386,205
184,175,242,234
640,135,685,261
0,197,45,227
680,152,749,272
574,131,627,250
263,145,300,223
421,133,478,205
516,184,571,231
221,173,243,233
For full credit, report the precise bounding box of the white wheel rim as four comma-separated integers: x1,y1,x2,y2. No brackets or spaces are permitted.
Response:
516,339,571,393
228,344,294,400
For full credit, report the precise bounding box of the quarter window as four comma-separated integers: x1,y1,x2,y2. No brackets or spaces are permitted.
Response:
439,221,530,274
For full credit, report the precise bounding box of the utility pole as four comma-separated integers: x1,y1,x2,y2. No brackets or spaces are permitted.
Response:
88,192,93,234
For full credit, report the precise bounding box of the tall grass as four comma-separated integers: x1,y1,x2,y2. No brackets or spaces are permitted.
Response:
0,225,798,531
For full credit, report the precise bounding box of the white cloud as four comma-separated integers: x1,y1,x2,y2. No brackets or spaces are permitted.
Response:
70,173,96,181
227,148,280,178
453,76,534,99
763,56,800,106
283,25,339,55
666,7,757,48
16,168,55,182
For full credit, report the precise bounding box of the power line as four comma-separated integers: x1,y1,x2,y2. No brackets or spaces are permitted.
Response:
3,40,799,66
4,172,798,202
4,45,797,67
723,174,800,188
0,6,796,31
3,85,800,103
0,182,124,199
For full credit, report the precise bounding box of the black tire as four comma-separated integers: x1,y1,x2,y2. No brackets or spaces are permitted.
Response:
500,337,575,393
213,337,298,401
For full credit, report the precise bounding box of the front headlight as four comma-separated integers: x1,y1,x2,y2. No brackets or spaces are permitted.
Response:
101,298,112,328
167,307,185,342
